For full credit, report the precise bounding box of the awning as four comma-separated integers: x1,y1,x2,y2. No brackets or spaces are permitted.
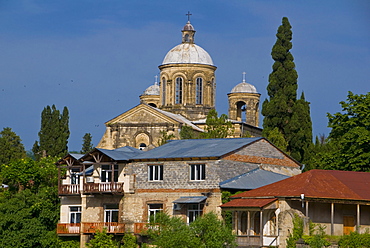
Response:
77,165,93,176
173,196,207,204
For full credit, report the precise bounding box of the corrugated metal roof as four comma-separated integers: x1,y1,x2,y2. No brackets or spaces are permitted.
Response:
96,146,143,161
219,168,290,190
221,198,277,208
173,196,207,204
131,137,263,160
70,153,84,160
231,169,370,201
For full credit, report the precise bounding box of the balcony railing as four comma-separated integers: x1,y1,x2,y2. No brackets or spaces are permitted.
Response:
57,223,81,234
82,222,125,234
83,182,124,194
134,222,148,234
58,184,80,195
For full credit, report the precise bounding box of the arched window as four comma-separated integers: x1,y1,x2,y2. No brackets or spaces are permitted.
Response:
162,77,166,105
196,77,202,104
175,77,183,104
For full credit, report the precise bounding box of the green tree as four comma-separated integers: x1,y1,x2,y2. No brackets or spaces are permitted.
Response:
201,109,233,139
86,229,118,248
0,157,60,247
312,92,370,171
157,130,175,146
180,125,200,139
33,105,70,159
146,212,236,248
0,127,26,165
262,17,312,162
81,133,93,154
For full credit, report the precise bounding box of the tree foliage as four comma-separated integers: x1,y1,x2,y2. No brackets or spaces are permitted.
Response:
262,17,312,162
0,127,26,165
0,157,61,247
86,229,118,248
180,109,233,140
81,133,93,154
310,92,370,171
145,212,236,248
33,105,70,160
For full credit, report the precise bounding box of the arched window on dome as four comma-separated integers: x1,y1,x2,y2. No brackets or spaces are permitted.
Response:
196,77,203,104
162,77,166,106
175,77,183,104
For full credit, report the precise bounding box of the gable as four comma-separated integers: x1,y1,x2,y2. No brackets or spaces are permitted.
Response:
222,139,300,168
106,104,180,126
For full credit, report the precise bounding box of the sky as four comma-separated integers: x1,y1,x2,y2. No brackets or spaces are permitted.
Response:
0,0,369,152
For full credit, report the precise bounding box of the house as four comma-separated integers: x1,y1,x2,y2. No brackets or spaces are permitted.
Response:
56,137,301,247
221,169,370,247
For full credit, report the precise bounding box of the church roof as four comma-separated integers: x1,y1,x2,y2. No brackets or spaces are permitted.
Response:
131,137,263,161
219,168,290,190
162,43,214,66
149,105,204,132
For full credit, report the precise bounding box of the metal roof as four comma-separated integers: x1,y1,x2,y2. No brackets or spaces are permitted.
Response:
95,146,143,161
230,169,370,201
173,196,207,204
219,168,290,190
131,137,263,160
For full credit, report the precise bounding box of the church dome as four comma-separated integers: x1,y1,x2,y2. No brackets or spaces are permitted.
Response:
162,43,214,65
144,82,160,95
231,73,258,94
231,82,257,94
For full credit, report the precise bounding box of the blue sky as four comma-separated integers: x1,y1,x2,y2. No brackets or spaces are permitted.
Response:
0,0,369,152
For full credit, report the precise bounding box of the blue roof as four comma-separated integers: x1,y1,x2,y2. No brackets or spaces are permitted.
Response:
95,146,143,161
70,153,84,160
173,196,207,203
219,168,290,190
132,137,263,160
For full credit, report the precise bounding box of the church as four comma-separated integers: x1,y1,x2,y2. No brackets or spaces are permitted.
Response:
97,18,262,150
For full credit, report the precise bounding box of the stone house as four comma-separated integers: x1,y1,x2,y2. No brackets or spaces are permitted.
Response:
56,137,301,247
221,169,370,247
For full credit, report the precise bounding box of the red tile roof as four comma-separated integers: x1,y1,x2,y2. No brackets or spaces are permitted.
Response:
221,198,277,208
230,170,370,201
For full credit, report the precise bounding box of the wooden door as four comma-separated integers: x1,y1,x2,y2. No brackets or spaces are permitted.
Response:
343,216,355,235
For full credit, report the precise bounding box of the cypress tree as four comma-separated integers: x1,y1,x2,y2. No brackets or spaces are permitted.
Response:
34,105,70,159
81,133,93,154
262,17,312,162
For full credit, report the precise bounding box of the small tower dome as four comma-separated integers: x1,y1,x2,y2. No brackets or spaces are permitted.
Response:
228,72,260,128
140,76,161,108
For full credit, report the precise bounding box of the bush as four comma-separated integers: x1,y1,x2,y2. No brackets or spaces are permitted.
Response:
338,232,370,248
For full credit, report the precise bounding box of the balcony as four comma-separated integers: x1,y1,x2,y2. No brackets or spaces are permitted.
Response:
83,182,124,194
82,222,125,234
57,223,81,235
58,184,80,195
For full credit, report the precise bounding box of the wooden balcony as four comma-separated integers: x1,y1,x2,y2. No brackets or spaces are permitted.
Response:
57,223,81,235
58,184,80,195
82,222,125,234
83,182,124,194
134,222,148,234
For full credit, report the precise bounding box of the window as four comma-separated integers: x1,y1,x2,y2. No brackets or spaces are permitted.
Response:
69,206,81,224
104,204,119,223
70,167,80,184
190,164,205,181
187,203,204,223
148,203,163,222
101,164,118,182
162,78,166,105
175,77,183,104
148,165,163,181
196,77,202,104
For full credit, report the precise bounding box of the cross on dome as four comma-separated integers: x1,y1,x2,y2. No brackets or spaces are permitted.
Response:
186,11,192,22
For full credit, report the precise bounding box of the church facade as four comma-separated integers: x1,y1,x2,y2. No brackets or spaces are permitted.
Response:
97,20,262,150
